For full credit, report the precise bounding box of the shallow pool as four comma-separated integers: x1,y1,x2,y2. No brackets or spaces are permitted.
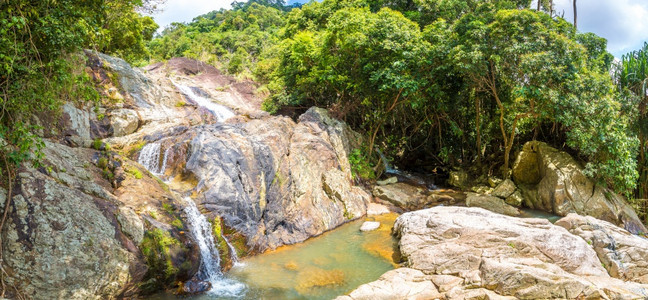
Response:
150,213,399,300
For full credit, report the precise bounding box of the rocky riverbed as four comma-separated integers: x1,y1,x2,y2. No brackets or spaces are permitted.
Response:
2,51,648,299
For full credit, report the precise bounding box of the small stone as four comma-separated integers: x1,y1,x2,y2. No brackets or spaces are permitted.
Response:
366,203,390,216
181,279,212,295
448,170,469,189
360,221,380,232
505,190,524,207
492,179,516,198
488,176,503,188
377,176,398,186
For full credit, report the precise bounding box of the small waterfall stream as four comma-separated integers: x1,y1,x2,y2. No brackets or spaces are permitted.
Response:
174,83,235,122
376,149,401,176
139,141,246,296
138,142,171,176
183,197,246,296
223,235,241,266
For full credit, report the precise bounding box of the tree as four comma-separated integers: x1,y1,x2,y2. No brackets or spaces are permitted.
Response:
616,42,648,199
451,8,637,190
573,0,577,30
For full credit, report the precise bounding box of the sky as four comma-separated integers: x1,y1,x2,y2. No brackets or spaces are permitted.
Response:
151,0,648,57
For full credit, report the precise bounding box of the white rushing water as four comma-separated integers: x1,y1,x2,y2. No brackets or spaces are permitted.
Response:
139,143,162,174
183,197,246,296
138,142,171,176
223,235,241,267
174,83,235,122
376,148,402,175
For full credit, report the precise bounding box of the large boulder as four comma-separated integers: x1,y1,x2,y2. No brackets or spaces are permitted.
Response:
372,183,427,210
162,107,370,251
339,207,648,299
61,103,92,145
556,214,648,284
1,140,200,299
465,192,520,216
110,108,140,137
1,142,132,299
334,268,442,300
512,141,646,234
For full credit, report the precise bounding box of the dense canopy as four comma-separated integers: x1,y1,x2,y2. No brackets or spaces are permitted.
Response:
2,0,647,220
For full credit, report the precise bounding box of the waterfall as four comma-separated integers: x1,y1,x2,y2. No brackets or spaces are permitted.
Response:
138,142,170,176
174,83,235,122
183,197,246,296
223,235,241,266
376,149,401,175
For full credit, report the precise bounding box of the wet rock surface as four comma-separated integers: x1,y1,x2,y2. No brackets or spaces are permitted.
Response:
165,107,370,251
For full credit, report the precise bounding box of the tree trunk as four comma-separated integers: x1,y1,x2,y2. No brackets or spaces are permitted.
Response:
549,0,553,16
475,95,482,163
573,0,577,29
537,0,541,10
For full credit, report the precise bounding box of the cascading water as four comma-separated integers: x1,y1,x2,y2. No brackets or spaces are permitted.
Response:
183,197,246,296
138,142,172,176
222,235,241,266
139,143,162,174
139,142,246,296
376,149,401,176
174,83,235,122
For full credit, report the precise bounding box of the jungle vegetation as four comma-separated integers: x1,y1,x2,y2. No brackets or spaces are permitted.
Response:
1,0,647,219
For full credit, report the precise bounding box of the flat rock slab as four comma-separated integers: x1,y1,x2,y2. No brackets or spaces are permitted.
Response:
465,192,520,216
339,207,648,299
334,268,442,300
360,221,381,232
366,203,391,216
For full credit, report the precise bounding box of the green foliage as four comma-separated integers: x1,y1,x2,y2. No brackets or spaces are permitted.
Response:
96,1,160,64
616,42,648,213
98,157,108,169
171,218,184,230
349,148,376,180
162,202,175,215
253,0,637,196
0,0,154,175
127,167,143,179
149,1,286,80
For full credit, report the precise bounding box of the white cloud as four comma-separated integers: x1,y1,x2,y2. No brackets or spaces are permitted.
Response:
538,0,648,57
151,0,237,30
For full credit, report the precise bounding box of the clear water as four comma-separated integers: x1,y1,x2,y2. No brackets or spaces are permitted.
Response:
174,83,235,122
520,208,561,223
149,213,399,300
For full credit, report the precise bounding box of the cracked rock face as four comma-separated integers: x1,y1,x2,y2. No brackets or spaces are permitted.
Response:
339,207,648,299
161,107,370,251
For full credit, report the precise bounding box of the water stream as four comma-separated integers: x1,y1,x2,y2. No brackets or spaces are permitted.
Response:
183,197,246,297
139,142,162,174
174,83,235,122
139,142,245,296
149,213,398,300
222,235,240,266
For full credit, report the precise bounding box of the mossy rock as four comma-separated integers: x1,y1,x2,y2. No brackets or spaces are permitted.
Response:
512,143,541,185
139,228,196,294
